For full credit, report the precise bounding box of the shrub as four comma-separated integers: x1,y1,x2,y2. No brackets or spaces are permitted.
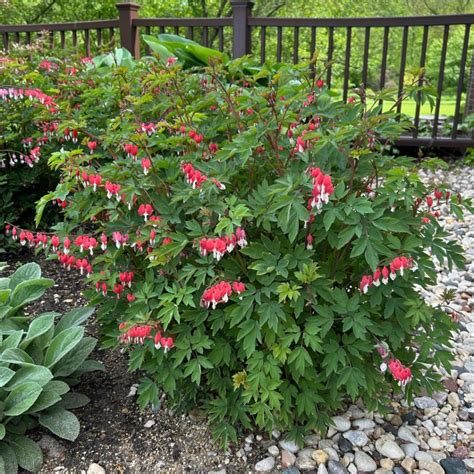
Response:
0,262,102,472
7,51,469,445
0,45,93,249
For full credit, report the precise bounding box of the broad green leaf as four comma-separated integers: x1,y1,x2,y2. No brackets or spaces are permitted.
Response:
60,392,90,409
1,348,34,366
21,313,55,348
39,407,80,441
0,425,5,440
4,382,42,416
9,279,54,308
0,331,23,351
44,326,84,368
53,337,97,377
0,367,15,387
44,380,70,396
54,307,94,335
26,390,62,414
6,366,53,390
8,263,41,290
0,444,18,474
7,435,42,472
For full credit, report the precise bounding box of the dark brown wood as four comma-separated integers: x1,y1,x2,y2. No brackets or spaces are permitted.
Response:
85,29,90,55
277,26,282,62
218,27,224,51
248,14,474,28
343,27,352,101
202,26,209,46
413,25,429,138
187,26,194,40
327,27,334,88
116,2,140,58
452,24,471,138
361,27,370,87
396,26,409,117
378,26,390,108
293,27,299,64
72,30,77,48
2,32,8,52
109,27,115,47
14,32,20,44
26,31,31,45
97,28,102,46
260,26,266,63
0,20,119,33
174,26,180,35
60,30,65,48
310,27,316,61
134,18,232,27
432,25,449,138
230,0,254,57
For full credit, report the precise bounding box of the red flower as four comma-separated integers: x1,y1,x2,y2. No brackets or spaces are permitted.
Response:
138,204,154,221
388,358,412,386
201,281,233,309
141,158,151,175
87,141,97,154
232,281,246,295
317,79,324,89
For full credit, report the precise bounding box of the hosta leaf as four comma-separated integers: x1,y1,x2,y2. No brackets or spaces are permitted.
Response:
7,435,42,472
39,407,80,441
4,382,42,416
44,326,84,368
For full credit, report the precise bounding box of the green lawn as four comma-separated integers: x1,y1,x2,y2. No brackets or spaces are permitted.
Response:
383,96,461,118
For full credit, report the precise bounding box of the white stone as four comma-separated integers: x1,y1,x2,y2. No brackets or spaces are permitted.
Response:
354,451,377,472
255,456,275,472
375,437,404,460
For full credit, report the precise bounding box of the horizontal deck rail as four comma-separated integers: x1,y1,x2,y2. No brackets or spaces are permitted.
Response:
1,2,473,148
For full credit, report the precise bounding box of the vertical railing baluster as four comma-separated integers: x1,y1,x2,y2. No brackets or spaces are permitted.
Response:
2,33,8,52
413,25,429,138
109,28,115,47
26,31,31,46
187,27,193,40
159,26,165,34
277,26,282,62
60,30,66,49
379,26,390,108
174,26,179,35
202,26,209,46
144,26,151,55
327,26,334,88
310,27,316,60
85,29,91,56
49,31,54,48
218,27,224,52
452,24,470,138
72,30,77,49
396,26,409,118
361,27,370,87
293,27,299,64
260,26,266,63
97,28,102,47
14,32,20,44
343,27,352,101
432,25,449,138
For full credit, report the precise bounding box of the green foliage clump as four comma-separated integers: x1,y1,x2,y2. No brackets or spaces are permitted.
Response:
5,48,470,447
0,262,102,473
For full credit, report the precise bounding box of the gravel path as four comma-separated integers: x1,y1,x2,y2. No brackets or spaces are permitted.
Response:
5,165,474,474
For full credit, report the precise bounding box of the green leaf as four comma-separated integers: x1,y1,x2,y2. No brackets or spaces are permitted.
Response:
54,307,94,335
1,348,34,366
8,263,41,290
44,380,70,396
7,435,42,472
0,444,18,474
6,366,53,390
26,390,62,414
9,278,54,308
52,337,97,377
39,407,80,441
21,313,56,348
350,237,367,258
0,367,15,387
44,326,84,368
0,425,5,441
4,382,43,416
60,392,90,409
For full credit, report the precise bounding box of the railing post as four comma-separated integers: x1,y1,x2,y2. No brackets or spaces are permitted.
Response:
116,2,140,59
230,0,254,58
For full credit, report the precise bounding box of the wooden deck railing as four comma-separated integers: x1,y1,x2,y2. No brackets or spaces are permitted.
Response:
1,1,473,148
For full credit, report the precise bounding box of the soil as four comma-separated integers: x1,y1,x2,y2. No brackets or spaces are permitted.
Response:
2,250,260,473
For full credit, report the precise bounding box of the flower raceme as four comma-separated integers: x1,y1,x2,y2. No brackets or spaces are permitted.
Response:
200,281,246,309
182,162,207,189
118,324,174,353
138,204,154,221
388,359,412,386
359,256,414,294
307,167,335,212
198,228,247,261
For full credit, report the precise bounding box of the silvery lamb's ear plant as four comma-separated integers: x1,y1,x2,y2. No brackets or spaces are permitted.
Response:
0,262,103,473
